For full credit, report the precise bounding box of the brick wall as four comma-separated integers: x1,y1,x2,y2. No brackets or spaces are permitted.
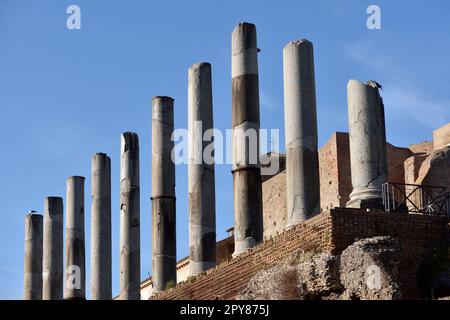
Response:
262,171,287,241
330,208,449,299
152,213,333,300
152,209,449,300
262,132,419,241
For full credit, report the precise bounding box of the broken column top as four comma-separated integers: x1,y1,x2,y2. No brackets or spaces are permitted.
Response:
348,79,382,90
25,212,41,218
284,39,313,49
24,213,43,239
44,197,63,211
189,62,211,71
232,22,257,53
152,96,174,103
233,22,256,33
92,152,111,165
121,132,139,152
45,196,62,201
67,176,85,181
152,97,174,127
348,79,365,87
93,152,108,158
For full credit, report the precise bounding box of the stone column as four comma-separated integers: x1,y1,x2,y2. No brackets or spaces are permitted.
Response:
283,40,321,228
91,153,112,300
64,176,86,300
152,96,177,292
188,63,216,276
231,22,263,256
23,212,43,300
346,80,388,208
120,133,141,300
43,197,63,300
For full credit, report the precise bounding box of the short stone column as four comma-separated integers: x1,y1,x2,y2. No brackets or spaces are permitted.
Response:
91,153,112,300
64,176,86,300
231,22,263,256
120,133,141,300
188,63,216,276
346,80,388,208
152,96,177,292
23,212,43,300
43,197,63,300
283,39,321,228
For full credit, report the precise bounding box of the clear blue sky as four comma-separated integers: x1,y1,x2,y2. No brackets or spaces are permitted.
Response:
1,0,449,299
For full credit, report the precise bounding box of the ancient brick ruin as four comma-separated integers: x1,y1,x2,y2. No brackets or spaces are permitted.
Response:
150,209,448,300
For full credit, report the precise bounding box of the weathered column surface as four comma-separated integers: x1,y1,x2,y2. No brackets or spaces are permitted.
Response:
152,96,177,292
283,40,321,228
24,212,43,300
43,197,63,300
231,22,263,256
346,80,388,209
91,153,112,300
120,133,141,300
64,176,86,300
188,63,216,276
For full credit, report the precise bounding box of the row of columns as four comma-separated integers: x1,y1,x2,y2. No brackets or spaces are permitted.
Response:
24,21,388,300
282,38,387,222
23,147,139,300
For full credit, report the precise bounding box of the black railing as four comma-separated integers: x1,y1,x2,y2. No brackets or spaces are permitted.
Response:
382,182,450,216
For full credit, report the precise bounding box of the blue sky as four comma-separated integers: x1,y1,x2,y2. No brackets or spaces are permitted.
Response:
1,0,449,299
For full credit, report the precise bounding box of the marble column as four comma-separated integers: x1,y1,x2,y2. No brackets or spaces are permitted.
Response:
120,133,141,300
346,80,388,209
91,153,112,300
188,63,216,276
231,22,263,256
283,39,321,228
64,176,86,300
23,212,43,300
43,197,63,300
152,96,177,292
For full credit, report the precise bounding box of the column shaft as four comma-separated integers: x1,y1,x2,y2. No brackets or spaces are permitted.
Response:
346,80,388,208
120,133,141,300
188,63,216,276
91,153,112,300
283,40,321,228
24,213,43,300
64,176,86,300
231,22,263,256
152,96,177,292
43,198,63,300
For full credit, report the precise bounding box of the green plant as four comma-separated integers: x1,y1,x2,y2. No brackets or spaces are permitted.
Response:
165,280,176,290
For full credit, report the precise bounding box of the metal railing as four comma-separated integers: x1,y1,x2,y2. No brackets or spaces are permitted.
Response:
382,182,450,216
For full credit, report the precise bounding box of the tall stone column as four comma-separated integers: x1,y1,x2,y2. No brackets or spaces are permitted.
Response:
188,63,216,276
91,153,112,300
231,22,263,256
346,80,388,208
43,197,63,300
152,96,177,292
64,176,86,300
283,40,321,228
120,133,141,300
23,212,43,300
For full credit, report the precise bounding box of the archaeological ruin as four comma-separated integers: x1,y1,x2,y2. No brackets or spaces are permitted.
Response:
23,22,450,301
